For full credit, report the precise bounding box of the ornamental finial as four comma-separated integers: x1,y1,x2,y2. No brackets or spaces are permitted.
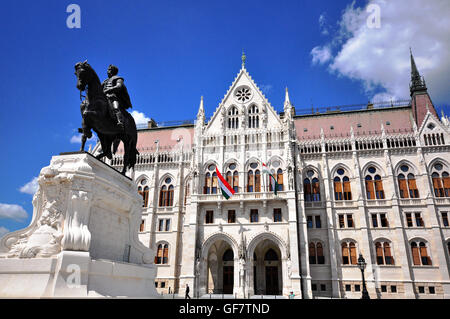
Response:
242,50,246,68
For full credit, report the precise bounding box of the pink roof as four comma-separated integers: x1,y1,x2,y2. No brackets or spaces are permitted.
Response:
412,93,438,127
115,126,194,153
294,108,414,140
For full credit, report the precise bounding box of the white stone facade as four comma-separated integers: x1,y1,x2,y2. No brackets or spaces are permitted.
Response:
107,64,450,299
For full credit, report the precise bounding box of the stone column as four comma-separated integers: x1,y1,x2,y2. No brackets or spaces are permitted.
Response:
321,153,341,298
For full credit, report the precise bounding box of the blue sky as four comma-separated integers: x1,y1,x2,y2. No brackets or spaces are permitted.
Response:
0,0,449,235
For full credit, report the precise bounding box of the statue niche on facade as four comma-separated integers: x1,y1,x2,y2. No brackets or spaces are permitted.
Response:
74,61,139,175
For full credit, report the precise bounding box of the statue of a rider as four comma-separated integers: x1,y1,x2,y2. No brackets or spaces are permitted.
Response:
102,64,132,130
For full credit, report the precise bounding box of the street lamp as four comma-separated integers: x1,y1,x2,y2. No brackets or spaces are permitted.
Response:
357,253,370,299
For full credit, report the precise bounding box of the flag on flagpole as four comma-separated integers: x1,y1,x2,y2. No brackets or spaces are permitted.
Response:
216,166,235,199
262,162,278,195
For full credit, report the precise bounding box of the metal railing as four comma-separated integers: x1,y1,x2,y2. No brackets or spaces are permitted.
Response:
294,99,410,116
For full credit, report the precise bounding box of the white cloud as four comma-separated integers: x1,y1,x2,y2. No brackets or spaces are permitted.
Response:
319,13,329,35
70,134,82,144
0,226,9,239
19,177,39,195
0,203,28,222
311,46,332,65
312,0,450,103
131,110,151,126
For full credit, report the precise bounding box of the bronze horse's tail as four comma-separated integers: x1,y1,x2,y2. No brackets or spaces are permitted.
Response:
125,113,139,171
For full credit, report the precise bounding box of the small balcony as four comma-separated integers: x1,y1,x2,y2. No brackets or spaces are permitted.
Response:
196,191,288,202
399,198,424,206
333,200,357,208
434,197,450,205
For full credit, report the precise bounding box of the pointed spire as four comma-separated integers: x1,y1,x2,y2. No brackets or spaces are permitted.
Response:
285,87,291,103
197,96,204,117
410,48,427,95
241,50,246,68
196,96,205,126
284,87,293,116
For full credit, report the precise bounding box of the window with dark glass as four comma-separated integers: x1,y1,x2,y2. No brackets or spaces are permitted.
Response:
250,209,259,223
338,214,345,228
380,213,389,227
442,212,449,227
165,219,171,231
406,213,413,227
228,210,236,223
273,208,282,222
372,214,378,227
205,210,214,224
415,213,424,227
347,214,354,228
315,215,321,228
307,216,313,228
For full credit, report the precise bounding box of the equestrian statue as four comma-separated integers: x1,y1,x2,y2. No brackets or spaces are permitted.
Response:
74,61,139,175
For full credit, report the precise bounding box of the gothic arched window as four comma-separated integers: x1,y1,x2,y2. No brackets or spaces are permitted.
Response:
248,104,259,129
375,241,394,265
397,164,419,198
138,178,150,207
247,162,261,192
226,162,239,193
304,169,321,202
430,162,450,197
365,166,385,200
309,242,325,264
155,243,169,264
411,240,431,266
159,177,174,207
227,106,239,129
204,164,217,194
341,241,357,265
334,168,351,201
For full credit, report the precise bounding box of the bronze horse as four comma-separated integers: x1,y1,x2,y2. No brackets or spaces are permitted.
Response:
74,61,138,175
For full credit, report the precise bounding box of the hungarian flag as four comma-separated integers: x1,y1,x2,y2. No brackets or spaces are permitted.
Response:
262,163,278,195
216,166,235,199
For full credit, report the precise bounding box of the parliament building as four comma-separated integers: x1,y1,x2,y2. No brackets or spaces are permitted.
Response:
98,53,450,299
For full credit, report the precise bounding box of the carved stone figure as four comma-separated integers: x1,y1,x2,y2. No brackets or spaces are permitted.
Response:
7,200,64,258
287,257,292,278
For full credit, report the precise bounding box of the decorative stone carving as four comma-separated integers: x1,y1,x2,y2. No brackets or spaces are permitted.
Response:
1,152,155,264
0,152,159,298
287,257,292,278
7,200,64,258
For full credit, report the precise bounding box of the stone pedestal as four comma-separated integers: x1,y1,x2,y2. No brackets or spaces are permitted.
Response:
0,152,159,298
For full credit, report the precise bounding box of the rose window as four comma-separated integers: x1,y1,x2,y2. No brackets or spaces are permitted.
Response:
235,87,251,102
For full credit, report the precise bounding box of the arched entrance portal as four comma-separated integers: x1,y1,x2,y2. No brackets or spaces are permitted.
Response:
206,239,235,294
252,239,283,295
